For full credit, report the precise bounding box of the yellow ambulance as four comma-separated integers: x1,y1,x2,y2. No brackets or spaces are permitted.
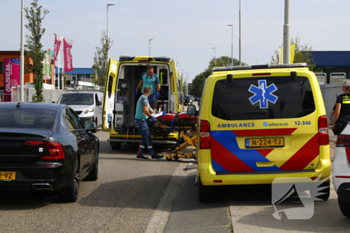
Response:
102,56,184,149
196,63,331,202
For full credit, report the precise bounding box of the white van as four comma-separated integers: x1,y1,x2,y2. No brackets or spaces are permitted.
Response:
57,91,104,129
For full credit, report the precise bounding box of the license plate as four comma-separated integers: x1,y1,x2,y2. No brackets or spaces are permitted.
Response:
246,138,284,148
0,171,16,180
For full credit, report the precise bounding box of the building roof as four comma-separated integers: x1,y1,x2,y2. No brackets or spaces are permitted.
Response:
55,67,93,75
312,51,350,67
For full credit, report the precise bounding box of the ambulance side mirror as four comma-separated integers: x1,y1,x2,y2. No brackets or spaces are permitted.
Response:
187,105,197,115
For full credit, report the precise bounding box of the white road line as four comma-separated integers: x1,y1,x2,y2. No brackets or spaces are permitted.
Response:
145,162,188,233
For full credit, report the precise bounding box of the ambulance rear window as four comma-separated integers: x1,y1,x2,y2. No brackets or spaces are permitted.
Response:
211,76,315,120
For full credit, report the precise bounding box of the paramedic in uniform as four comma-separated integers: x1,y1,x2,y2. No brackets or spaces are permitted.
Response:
134,86,163,160
136,66,161,109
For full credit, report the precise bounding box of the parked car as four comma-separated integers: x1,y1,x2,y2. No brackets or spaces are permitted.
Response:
0,102,99,202
56,91,103,130
184,96,193,106
333,124,350,217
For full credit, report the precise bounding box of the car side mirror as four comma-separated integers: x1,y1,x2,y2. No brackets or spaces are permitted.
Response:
52,101,56,104
187,104,197,115
97,101,102,106
84,120,96,133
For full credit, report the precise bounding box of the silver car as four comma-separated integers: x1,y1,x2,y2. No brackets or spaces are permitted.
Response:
56,92,103,129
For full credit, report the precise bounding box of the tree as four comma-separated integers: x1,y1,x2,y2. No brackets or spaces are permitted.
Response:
270,36,319,71
189,56,247,97
24,0,49,102
92,31,113,88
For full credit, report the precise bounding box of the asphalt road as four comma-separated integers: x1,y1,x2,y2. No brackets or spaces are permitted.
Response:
1,129,350,233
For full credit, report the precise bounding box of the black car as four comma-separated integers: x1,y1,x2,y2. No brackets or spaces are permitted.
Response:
0,102,99,202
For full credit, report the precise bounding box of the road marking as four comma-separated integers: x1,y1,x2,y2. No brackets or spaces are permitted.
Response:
145,162,188,233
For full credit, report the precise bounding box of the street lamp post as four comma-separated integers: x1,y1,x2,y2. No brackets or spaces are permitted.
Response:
211,47,216,66
227,24,233,66
20,0,24,102
239,0,242,66
283,0,290,64
149,39,153,57
107,4,114,58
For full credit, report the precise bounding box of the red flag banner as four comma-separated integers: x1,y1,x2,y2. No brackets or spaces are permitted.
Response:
3,58,20,102
53,34,62,68
63,38,73,73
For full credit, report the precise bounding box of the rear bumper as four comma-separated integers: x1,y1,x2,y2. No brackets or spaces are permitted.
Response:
0,162,73,192
108,138,178,144
198,160,331,186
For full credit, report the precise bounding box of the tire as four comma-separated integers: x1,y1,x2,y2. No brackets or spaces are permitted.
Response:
110,142,121,150
338,198,350,218
85,146,99,181
317,181,330,201
198,177,215,203
59,157,80,202
94,118,98,131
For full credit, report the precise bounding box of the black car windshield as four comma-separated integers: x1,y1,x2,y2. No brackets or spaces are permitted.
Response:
0,108,56,129
58,93,94,105
212,76,315,120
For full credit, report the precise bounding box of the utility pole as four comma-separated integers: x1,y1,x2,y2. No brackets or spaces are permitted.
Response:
283,0,290,64
107,4,114,59
212,47,216,66
239,0,242,66
20,0,24,102
227,24,233,66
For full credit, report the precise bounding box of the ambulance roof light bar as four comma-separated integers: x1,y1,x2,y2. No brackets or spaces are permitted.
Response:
212,63,307,72
119,56,171,62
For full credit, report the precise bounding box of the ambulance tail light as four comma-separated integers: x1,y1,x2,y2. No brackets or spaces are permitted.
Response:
200,120,211,149
318,115,329,146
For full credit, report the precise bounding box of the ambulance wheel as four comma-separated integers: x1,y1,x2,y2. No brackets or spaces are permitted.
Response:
317,181,330,201
110,142,121,150
198,177,215,203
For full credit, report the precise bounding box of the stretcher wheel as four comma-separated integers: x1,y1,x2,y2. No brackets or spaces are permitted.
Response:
166,156,172,161
174,155,179,160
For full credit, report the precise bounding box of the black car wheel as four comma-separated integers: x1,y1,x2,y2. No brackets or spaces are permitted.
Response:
94,118,98,131
85,146,99,181
59,157,80,202
338,198,350,218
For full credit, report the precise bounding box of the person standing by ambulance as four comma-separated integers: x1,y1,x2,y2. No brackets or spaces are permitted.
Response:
134,86,163,160
333,79,350,135
136,66,161,109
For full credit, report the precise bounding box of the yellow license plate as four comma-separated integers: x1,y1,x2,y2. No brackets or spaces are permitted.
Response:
0,171,16,180
246,138,284,148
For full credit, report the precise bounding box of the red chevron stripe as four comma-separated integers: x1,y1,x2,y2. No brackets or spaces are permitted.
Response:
232,128,297,137
280,134,319,171
257,149,274,157
211,137,254,172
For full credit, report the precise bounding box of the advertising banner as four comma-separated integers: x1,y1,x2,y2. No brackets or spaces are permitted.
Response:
3,58,20,102
53,34,63,68
63,38,74,73
43,50,53,80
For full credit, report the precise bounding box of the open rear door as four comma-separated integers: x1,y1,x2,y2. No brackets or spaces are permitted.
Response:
170,59,178,113
102,58,119,131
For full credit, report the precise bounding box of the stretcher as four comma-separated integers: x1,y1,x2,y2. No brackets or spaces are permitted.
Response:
156,112,198,160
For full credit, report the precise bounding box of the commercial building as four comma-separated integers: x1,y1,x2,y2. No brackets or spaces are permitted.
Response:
55,67,95,90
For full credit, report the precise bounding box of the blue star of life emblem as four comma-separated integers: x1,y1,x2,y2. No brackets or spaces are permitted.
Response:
248,80,278,109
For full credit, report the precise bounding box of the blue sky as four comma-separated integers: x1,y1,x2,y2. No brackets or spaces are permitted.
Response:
1,0,349,82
